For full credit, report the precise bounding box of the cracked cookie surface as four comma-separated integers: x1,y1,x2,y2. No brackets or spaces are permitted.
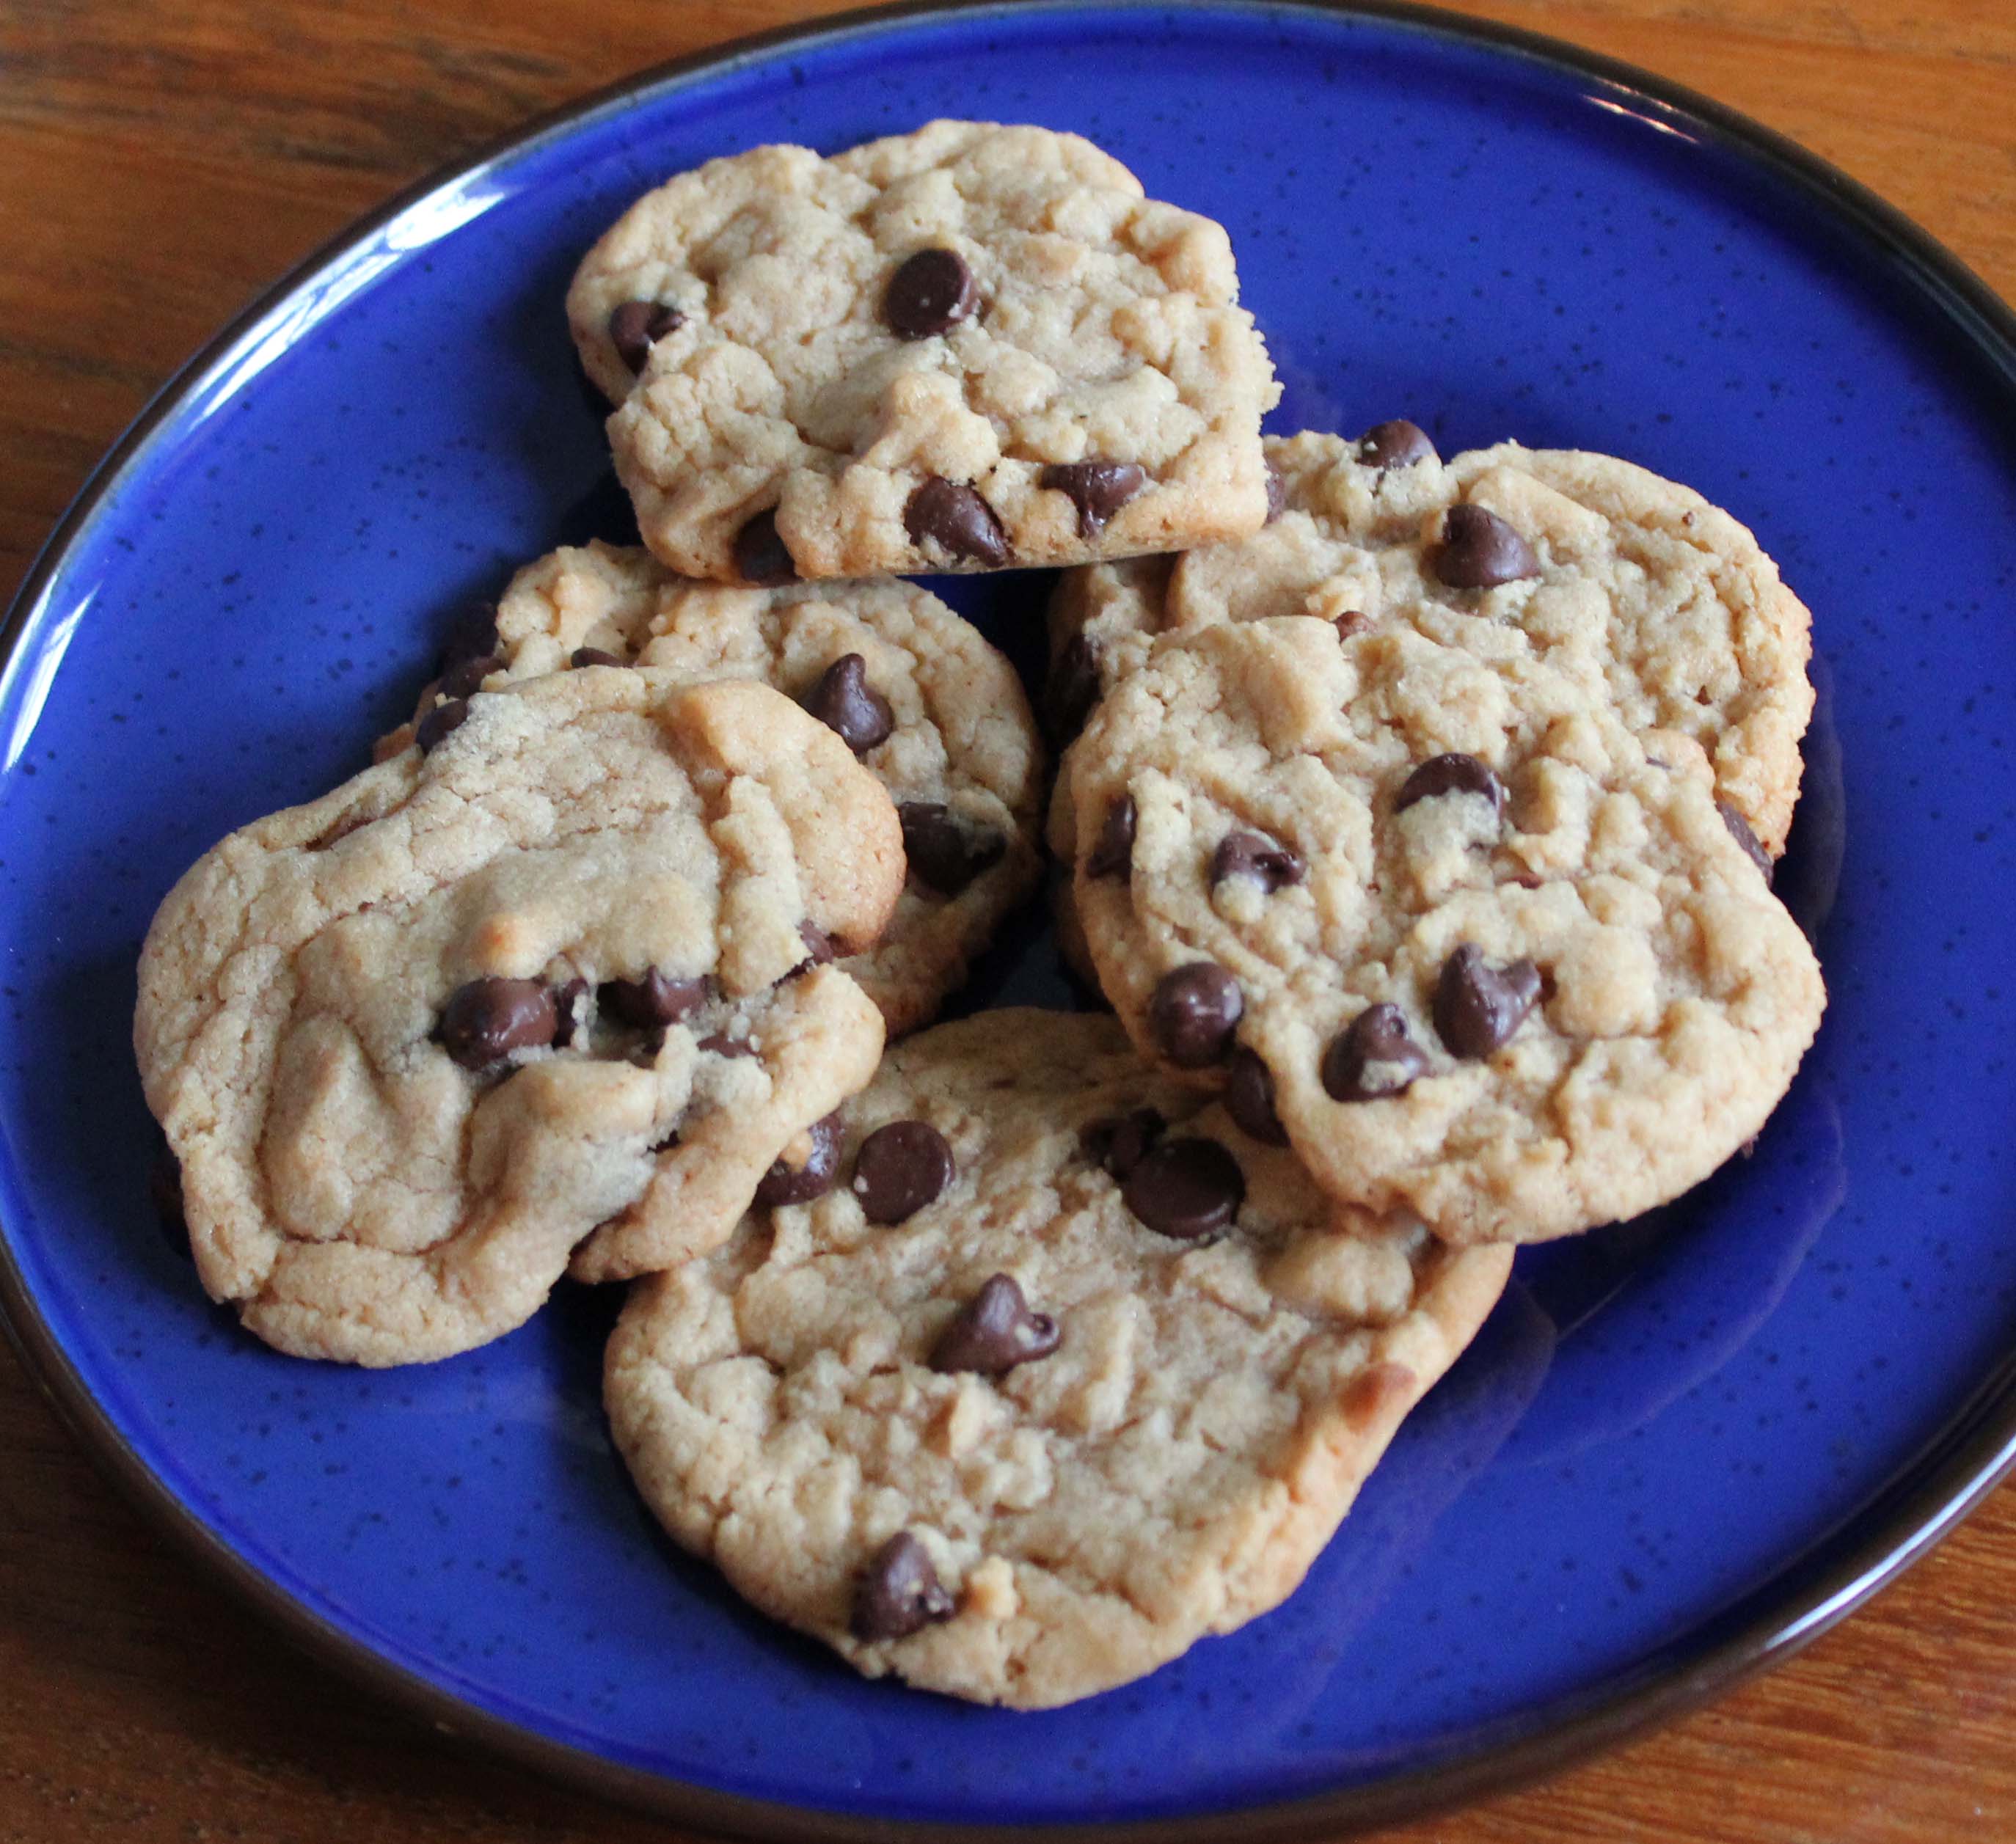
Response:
571,121,1278,581
604,1009,1510,1708
1066,618,1825,1245
388,541,1044,1036
1047,429,1814,857
136,670,902,1364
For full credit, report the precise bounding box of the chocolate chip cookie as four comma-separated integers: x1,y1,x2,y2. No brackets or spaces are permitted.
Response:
604,1010,1509,1706
136,670,904,1364
1067,617,1826,1245
389,541,1044,1036
1048,427,1814,856
569,121,1279,581
1259,432,1815,853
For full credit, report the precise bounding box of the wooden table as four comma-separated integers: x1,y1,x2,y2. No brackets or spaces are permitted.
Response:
4,1,2013,1837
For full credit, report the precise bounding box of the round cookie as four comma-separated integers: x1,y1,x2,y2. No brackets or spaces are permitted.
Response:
136,670,904,1365
1043,428,1814,997
604,1010,1511,1708
1066,617,1826,1245
569,121,1278,581
390,541,1044,1036
1048,428,1814,855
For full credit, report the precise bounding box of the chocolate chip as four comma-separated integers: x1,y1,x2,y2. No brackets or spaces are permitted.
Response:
1717,799,1774,884
803,654,894,755
754,1113,841,1208
1264,463,1288,523
899,802,1006,898
608,299,685,373
791,921,839,974
850,1532,954,1641
1224,1047,1289,1146
1357,419,1438,471
1334,610,1370,638
1147,963,1243,1068
570,646,625,669
415,698,470,753
698,1032,757,1058
1040,461,1147,538
1321,1003,1430,1102
732,507,797,586
1433,944,1542,1059
929,1274,1061,1375
1079,1107,1165,1179
600,967,709,1031
440,652,503,700
437,977,559,1070
437,601,499,673
852,1120,955,1224
905,478,1009,567
883,248,978,340
1210,831,1304,892
1122,1137,1245,1240
1086,796,1136,881
1432,503,1540,589
1393,753,1506,819
1044,634,1101,745
550,976,590,1049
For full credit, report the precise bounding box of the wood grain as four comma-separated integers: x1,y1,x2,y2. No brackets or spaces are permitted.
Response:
2,1,2013,1838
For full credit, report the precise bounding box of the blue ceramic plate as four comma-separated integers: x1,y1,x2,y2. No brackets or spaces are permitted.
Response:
6,2,2016,1837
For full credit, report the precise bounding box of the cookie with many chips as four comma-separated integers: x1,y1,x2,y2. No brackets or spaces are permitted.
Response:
1047,428,1814,856
570,121,1278,581
1066,617,1825,1245
389,541,1044,1036
136,670,902,1364
604,1009,1510,1707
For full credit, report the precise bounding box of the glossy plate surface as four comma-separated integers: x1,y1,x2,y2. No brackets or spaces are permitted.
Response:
4,2,2016,1836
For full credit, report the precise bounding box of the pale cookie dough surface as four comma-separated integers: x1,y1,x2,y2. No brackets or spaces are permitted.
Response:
1208,432,1814,850
389,541,1044,1036
135,671,903,1364
571,121,1278,581
1043,556,1173,987
605,1010,1511,1708
1067,618,1826,1245
1044,551,1174,747
1048,429,1814,854
1042,554,1172,866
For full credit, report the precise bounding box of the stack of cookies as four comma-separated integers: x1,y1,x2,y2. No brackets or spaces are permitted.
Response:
134,120,1825,1709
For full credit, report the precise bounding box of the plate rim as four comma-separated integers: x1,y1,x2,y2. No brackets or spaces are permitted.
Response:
4,1,2015,1838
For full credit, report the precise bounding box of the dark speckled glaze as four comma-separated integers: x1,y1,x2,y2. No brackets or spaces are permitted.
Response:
4,3,2016,1837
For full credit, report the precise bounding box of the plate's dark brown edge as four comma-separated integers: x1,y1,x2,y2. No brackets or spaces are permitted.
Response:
3,1,2015,1839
